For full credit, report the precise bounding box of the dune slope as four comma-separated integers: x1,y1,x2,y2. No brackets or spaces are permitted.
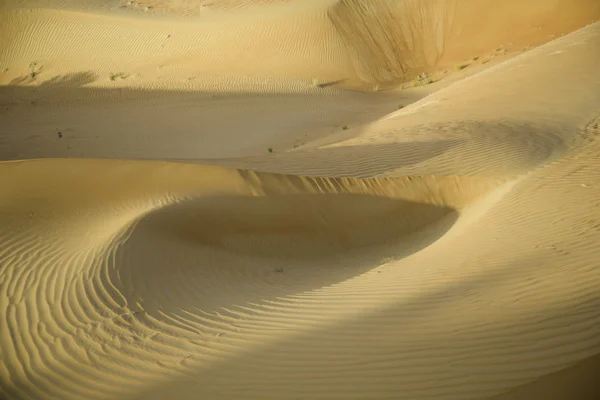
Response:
1,1,600,400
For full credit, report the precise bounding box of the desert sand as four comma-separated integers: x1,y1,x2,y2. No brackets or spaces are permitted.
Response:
1,0,600,399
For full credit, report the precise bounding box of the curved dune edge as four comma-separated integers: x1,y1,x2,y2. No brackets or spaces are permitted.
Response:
1,2,600,400
0,160,502,400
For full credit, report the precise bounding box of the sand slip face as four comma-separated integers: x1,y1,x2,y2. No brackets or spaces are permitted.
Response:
1,1,600,399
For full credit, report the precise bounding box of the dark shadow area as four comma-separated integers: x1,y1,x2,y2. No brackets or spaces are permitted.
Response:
9,72,98,88
132,192,454,258
0,76,425,161
315,79,347,88
484,352,600,399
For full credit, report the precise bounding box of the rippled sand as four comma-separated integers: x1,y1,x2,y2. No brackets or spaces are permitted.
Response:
1,1,600,399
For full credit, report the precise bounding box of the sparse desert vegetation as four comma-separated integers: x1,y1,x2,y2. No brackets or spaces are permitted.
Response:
412,72,433,86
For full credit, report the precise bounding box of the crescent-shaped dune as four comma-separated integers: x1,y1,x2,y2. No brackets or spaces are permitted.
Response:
1,0,600,399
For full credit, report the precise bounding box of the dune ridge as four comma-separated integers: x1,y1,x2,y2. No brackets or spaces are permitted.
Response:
1,1,600,399
2,0,600,90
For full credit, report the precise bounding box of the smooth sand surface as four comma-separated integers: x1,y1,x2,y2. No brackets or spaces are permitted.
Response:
1,1,600,399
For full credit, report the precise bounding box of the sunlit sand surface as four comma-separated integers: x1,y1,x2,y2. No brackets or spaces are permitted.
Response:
1,1,600,399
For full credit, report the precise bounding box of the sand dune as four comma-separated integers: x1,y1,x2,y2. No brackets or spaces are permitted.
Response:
1,0,600,399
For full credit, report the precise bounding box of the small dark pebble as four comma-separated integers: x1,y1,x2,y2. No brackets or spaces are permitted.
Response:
57,132,62,138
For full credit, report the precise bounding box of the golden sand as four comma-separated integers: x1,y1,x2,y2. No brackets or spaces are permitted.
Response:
1,1,600,399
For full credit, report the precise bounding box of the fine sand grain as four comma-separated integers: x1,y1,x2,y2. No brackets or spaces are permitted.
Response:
1,1,600,399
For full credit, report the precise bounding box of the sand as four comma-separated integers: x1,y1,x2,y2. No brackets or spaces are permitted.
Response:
1,0,600,399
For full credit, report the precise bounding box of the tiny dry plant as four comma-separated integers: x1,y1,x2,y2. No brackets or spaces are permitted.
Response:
412,72,433,87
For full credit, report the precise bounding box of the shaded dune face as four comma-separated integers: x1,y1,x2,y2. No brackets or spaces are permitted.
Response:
141,193,453,258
